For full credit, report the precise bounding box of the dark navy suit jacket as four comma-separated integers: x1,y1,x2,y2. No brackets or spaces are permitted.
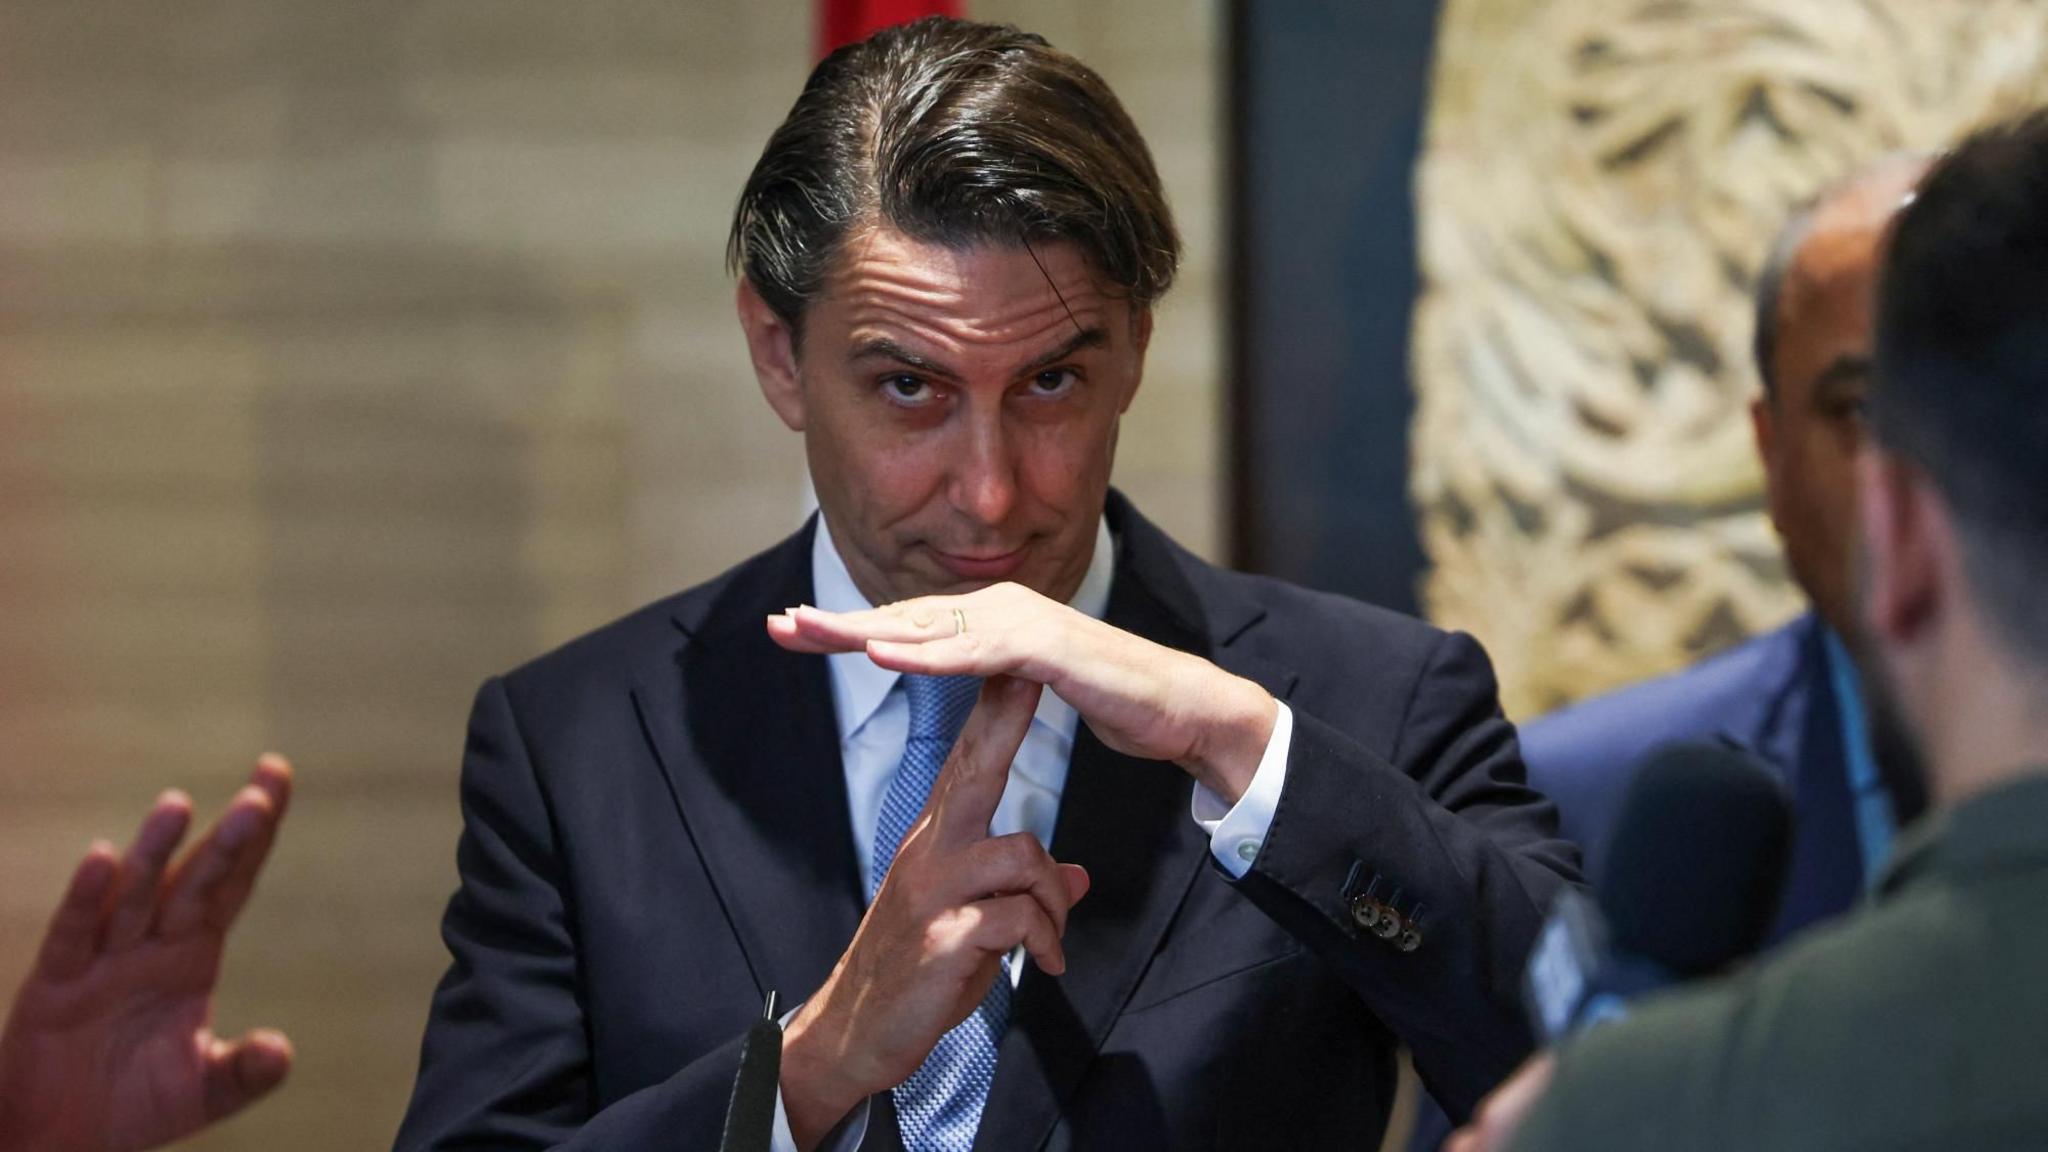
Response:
394,493,1580,1151
1408,610,1868,1152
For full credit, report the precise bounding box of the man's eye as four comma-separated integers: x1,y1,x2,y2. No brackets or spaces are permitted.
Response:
1027,368,1080,397
1825,395,1867,421
882,375,936,404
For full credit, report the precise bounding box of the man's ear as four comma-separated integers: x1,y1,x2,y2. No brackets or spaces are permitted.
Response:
737,278,806,431
1855,448,1941,645
1751,393,1784,529
1119,308,1155,414
1750,393,1775,463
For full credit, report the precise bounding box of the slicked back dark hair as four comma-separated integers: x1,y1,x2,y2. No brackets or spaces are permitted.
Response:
1874,109,2048,664
727,17,1180,343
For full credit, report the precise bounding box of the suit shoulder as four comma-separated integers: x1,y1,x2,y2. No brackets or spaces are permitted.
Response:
1522,616,1813,765
499,526,809,695
497,594,684,696
1111,495,1456,679
1206,564,1450,653
1191,564,1469,711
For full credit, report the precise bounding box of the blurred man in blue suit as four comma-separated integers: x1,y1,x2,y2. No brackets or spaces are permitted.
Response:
1409,156,1930,1151
1528,156,1930,927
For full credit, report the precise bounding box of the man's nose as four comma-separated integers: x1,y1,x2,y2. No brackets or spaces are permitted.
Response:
949,412,1018,527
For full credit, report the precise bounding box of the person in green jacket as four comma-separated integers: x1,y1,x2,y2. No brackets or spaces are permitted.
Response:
1452,108,2048,1152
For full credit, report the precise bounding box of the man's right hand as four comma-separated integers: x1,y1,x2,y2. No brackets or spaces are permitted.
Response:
778,676,1090,1150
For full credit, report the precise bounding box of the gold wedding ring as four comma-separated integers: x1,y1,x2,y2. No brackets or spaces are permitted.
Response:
951,607,968,636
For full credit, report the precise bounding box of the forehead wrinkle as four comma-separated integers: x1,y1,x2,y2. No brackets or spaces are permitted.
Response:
843,264,1111,355
825,225,1116,354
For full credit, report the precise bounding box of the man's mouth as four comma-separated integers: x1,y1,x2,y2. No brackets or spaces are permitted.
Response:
930,544,1029,582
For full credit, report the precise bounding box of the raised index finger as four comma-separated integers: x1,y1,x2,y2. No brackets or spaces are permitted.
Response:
928,675,1042,849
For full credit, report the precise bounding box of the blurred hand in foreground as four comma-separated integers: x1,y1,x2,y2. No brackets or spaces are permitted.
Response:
0,754,295,1152
1444,1053,1555,1152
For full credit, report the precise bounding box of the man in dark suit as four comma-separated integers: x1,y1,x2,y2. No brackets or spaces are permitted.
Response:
1405,155,1933,1152
396,18,1578,1151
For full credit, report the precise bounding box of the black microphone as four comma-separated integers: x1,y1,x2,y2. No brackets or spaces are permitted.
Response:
719,991,783,1152
1524,741,1794,1043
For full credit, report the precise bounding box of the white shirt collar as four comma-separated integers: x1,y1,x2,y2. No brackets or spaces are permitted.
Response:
811,514,1116,745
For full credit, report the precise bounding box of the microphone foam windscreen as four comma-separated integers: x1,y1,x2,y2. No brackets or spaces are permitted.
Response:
1598,741,1795,978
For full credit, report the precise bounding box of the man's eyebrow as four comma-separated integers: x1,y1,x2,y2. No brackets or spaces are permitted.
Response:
1019,327,1108,374
846,328,1110,380
847,338,962,382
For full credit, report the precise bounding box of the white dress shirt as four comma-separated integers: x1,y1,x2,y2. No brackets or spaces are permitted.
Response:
773,515,1296,1151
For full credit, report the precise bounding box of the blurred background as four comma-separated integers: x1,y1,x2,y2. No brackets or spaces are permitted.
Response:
3,1,2043,1148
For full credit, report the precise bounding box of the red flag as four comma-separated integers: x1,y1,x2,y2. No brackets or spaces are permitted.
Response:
817,0,961,59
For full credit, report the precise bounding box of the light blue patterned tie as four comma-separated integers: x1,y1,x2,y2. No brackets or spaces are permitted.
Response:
869,674,1008,1152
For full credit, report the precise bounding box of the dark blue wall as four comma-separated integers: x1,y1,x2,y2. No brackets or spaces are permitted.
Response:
1229,1,1442,615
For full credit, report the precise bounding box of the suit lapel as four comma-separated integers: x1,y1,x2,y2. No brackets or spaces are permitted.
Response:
978,497,1296,1151
632,523,867,1010
1745,613,1823,774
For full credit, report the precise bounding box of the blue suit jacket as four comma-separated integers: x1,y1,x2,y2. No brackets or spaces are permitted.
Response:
1520,610,1865,939
395,492,1580,1150
1408,611,1867,1152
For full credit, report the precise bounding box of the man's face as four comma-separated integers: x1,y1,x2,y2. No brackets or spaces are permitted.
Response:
1754,200,1895,638
742,227,1148,606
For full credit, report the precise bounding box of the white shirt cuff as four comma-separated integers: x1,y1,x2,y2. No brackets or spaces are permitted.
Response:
1191,701,1293,879
771,1003,871,1152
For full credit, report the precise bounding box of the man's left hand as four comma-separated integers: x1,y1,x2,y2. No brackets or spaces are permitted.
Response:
767,582,1278,804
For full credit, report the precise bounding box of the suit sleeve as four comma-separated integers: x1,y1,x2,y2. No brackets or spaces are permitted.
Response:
394,677,754,1151
1228,631,1583,1121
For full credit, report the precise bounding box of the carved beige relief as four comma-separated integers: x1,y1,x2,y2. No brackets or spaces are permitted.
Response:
1413,0,2048,717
